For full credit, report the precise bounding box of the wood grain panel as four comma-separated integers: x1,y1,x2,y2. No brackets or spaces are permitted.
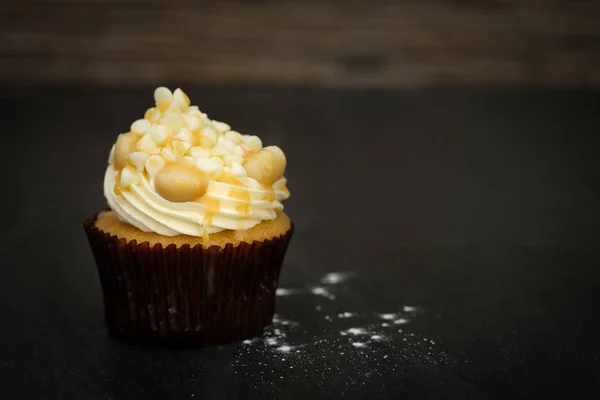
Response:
1,0,599,86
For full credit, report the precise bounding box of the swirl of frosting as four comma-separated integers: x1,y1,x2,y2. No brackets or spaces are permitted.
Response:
104,87,290,239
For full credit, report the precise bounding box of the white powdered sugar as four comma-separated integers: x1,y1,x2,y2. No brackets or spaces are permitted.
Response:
276,288,299,296
320,272,356,285
341,327,369,336
309,287,335,299
233,271,443,388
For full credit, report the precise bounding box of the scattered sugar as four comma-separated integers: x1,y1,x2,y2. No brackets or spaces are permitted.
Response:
320,272,356,285
233,273,442,388
342,327,368,336
276,288,298,296
310,287,335,299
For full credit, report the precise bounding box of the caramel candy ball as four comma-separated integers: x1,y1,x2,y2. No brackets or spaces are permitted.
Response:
154,164,209,202
243,146,286,185
114,132,138,170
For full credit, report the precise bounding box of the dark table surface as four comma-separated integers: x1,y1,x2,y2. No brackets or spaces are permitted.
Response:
0,86,599,399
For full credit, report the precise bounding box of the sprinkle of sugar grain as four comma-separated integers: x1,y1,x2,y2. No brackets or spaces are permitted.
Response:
233,273,443,388
320,272,356,285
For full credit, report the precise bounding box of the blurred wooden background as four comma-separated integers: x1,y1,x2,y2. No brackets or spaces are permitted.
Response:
1,0,599,87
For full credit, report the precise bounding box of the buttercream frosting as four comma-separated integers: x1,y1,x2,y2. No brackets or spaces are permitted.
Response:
104,87,290,239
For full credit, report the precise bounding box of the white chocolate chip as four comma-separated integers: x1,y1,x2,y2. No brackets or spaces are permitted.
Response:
131,119,151,135
160,147,177,163
242,135,262,150
212,120,231,133
199,137,214,148
150,124,169,145
154,87,173,111
224,154,243,166
212,137,235,156
173,140,191,158
225,130,243,144
128,151,150,171
210,156,224,166
233,145,245,156
144,107,155,120
180,156,196,168
184,116,203,132
230,161,247,177
136,133,160,154
174,127,193,142
187,106,203,118
154,87,173,103
201,127,218,145
108,144,115,165
173,88,191,110
115,132,139,169
195,157,222,174
145,155,165,177
120,167,138,188
189,147,211,159
162,113,184,134
149,108,162,122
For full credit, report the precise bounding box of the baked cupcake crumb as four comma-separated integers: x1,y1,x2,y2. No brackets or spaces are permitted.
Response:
95,210,291,248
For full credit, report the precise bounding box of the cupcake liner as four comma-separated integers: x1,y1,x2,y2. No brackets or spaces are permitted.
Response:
84,213,293,346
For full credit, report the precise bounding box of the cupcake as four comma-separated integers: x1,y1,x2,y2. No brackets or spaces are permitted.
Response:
84,87,292,345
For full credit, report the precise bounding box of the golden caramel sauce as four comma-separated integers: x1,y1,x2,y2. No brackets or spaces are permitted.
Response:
202,223,210,243
114,171,122,195
229,187,250,202
264,188,275,202
199,196,221,213
218,174,241,186
235,203,250,217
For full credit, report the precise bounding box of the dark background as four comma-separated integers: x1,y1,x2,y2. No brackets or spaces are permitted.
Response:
1,1,600,399
1,0,600,87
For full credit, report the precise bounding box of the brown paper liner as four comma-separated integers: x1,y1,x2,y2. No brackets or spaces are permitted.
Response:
84,212,293,346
